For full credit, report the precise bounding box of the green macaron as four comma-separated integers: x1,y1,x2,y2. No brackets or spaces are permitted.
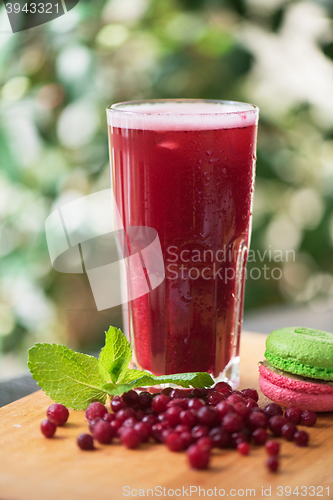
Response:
264,327,333,381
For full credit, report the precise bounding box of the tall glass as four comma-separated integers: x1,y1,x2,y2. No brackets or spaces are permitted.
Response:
107,100,258,387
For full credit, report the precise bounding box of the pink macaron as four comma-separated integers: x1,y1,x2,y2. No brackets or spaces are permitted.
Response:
259,363,333,412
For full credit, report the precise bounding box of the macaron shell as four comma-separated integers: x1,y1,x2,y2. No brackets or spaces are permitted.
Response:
259,364,333,412
265,326,333,380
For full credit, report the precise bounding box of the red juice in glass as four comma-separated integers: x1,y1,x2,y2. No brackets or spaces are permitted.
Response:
107,100,258,386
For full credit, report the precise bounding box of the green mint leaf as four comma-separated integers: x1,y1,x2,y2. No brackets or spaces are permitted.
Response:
98,326,132,384
28,343,109,410
103,371,214,396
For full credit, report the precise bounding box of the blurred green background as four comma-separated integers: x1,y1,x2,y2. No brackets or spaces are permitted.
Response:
1,0,333,378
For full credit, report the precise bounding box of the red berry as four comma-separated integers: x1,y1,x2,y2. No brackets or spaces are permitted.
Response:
252,428,268,445
241,388,259,402
187,444,210,469
294,430,309,447
209,427,230,448
165,406,182,427
197,406,218,427
263,403,283,418
285,406,303,425
103,413,116,423
133,422,151,442
191,425,209,440
231,431,249,447
191,388,208,398
265,440,280,456
111,395,127,413
93,420,114,444
116,408,136,424
167,398,188,410
120,427,141,449
122,417,137,428
196,437,213,451
281,422,297,441
227,394,244,405
214,382,232,395
179,409,197,428
266,456,279,472
41,419,56,438
269,415,288,436
165,432,184,452
301,410,317,427
142,414,157,426
85,402,108,422
234,402,250,419
187,398,205,410
138,391,152,410
89,417,102,433
152,394,170,414
237,441,250,455
215,401,235,420
247,411,268,430
170,389,188,399
244,398,258,409
46,403,69,426
180,431,195,448
206,391,226,406
77,433,94,450
222,413,243,433
122,390,140,407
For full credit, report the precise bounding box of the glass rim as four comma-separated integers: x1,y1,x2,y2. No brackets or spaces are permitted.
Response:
107,99,258,116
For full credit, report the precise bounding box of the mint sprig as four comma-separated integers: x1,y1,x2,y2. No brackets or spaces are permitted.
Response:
28,326,214,410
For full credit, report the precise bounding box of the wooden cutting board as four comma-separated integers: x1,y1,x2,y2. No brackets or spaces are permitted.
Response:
0,331,332,500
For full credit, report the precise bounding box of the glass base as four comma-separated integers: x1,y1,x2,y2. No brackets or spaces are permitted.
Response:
130,355,240,391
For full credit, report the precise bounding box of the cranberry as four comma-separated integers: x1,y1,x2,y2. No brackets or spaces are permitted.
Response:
234,402,250,419
103,413,116,423
138,391,153,410
241,388,259,402
237,442,250,455
46,403,69,426
247,411,268,430
231,432,249,447
244,398,258,409
122,417,137,428
191,388,208,398
301,410,317,427
120,427,141,449
165,406,182,427
161,387,172,396
215,401,235,420
89,417,102,433
209,427,230,448
294,430,309,447
266,456,279,472
206,392,225,406
122,390,140,407
175,424,191,434
269,415,288,436
187,398,205,410
187,444,210,469
227,394,244,405
85,402,108,422
110,419,122,435
265,440,280,456
263,403,283,418
41,419,56,438
134,422,151,442
285,406,303,425
152,394,170,414
116,408,136,424
180,431,195,448
197,436,213,451
191,425,209,440
197,406,218,427
111,396,127,413
167,398,188,410
142,415,157,426
93,420,114,444
222,413,243,433
252,428,268,445
151,422,170,443
170,389,188,399
281,422,297,441
214,382,232,395
165,432,184,452
77,433,94,450
179,409,197,428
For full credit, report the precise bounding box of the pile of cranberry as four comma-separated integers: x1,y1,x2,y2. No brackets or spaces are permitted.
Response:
40,382,317,471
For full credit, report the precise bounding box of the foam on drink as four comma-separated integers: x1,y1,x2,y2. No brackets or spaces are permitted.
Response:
107,101,258,131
